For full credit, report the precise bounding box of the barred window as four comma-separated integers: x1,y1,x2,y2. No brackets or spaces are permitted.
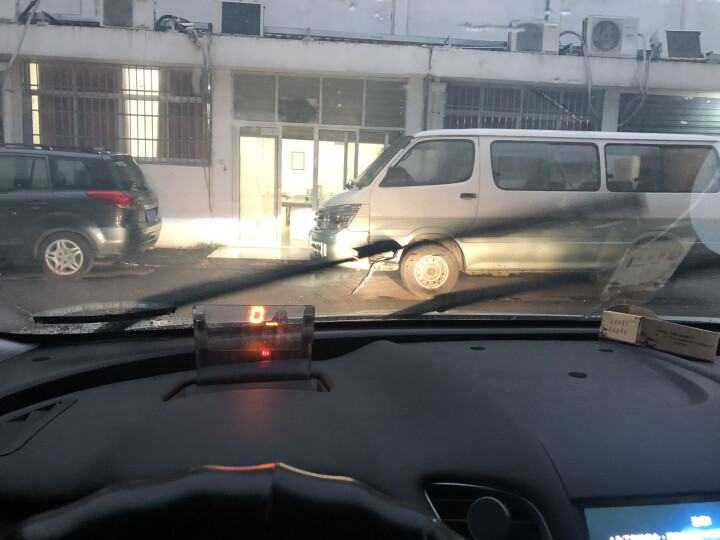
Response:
444,83,603,131
26,62,210,163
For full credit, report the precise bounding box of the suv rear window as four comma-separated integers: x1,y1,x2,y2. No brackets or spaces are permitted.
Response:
51,157,116,191
112,155,149,191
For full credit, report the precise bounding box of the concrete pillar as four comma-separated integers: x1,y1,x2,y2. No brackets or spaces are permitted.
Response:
1,62,25,143
426,81,446,131
210,67,234,219
601,89,621,131
404,77,424,134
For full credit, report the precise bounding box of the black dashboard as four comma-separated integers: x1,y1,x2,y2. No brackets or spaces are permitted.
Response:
1,322,719,539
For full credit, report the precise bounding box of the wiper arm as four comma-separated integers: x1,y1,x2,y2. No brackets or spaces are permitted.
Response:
33,302,175,324
92,240,402,333
389,254,715,319
389,272,586,318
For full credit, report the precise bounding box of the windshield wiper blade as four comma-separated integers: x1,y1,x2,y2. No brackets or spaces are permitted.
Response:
92,240,402,333
33,302,175,324
389,272,586,319
389,254,715,319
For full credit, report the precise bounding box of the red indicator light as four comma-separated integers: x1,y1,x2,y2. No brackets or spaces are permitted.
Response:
261,349,271,358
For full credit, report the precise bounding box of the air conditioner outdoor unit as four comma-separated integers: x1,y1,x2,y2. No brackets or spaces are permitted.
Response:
509,21,559,54
582,16,639,57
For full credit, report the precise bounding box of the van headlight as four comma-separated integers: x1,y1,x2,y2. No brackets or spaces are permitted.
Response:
316,204,361,230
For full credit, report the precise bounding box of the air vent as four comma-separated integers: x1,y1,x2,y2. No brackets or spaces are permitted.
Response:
0,399,76,456
426,483,551,540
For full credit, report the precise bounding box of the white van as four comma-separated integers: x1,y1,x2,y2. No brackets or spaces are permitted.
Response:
309,129,720,297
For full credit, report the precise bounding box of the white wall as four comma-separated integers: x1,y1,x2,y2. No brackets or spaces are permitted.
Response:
209,68,235,224
261,0,391,34
407,0,541,40
18,0,99,18
140,164,239,247
5,24,718,93
130,0,720,53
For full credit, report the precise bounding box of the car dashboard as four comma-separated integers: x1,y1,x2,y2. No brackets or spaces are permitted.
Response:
0,321,719,540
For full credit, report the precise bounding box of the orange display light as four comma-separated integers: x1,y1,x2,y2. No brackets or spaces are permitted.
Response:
248,306,265,324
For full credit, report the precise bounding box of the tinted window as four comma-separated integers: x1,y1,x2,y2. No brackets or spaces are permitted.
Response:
112,155,148,191
278,76,319,124
606,144,720,193
381,140,474,187
233,73,276,122
0,155,50,191
365,80,406,128
51,157,116,190
491,141,600,191
322,78,363,126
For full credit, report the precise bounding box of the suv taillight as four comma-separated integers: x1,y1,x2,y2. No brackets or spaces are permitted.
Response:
86,191,136,210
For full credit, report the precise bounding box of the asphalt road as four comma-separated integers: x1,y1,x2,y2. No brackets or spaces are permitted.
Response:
1,257,719,333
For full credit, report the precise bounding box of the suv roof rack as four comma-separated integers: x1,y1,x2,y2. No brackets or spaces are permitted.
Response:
0,143,112,155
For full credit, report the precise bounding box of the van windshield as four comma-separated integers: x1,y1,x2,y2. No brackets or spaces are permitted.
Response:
112,155,149,192
353,136,413,188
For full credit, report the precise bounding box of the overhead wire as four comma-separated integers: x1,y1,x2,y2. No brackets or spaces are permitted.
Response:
617,35,661,129
559,30,601,122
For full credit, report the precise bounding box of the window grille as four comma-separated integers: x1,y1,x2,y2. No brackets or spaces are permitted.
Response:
25,62,210,163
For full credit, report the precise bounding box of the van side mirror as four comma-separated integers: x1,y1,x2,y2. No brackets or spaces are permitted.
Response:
380,166,413,187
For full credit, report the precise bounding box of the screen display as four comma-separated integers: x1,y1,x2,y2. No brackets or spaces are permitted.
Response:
585,501,720,540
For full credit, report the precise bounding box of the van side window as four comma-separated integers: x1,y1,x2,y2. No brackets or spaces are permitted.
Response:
606,145,720,193
491,142,600,191
0,156,50,191
51,157,115,191
380,140,474,187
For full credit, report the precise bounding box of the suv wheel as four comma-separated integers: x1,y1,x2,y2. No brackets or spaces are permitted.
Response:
39,233,95,278
400,243,459,298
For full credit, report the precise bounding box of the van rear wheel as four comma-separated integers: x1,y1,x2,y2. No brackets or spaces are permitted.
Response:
400,244,459,298
39,233,95,278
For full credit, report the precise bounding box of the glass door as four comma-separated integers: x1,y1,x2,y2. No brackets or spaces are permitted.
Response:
238,126,279,244
280,126,315,243
318,129,357,206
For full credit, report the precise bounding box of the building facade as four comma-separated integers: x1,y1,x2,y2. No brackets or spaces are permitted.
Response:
2,0,720,249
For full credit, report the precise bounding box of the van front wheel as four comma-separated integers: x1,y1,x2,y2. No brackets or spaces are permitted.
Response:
400,244,459,298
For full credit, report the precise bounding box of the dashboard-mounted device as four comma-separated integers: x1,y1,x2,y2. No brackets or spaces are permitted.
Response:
193,305,315,385
585,500,720,540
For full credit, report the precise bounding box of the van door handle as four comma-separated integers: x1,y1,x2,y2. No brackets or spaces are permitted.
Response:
460,193,477,199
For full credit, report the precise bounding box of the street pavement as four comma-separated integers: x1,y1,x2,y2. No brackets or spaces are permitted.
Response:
1,255,719,333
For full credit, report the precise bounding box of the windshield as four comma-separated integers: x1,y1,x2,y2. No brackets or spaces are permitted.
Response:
353,135,413,188
2,1,720,335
